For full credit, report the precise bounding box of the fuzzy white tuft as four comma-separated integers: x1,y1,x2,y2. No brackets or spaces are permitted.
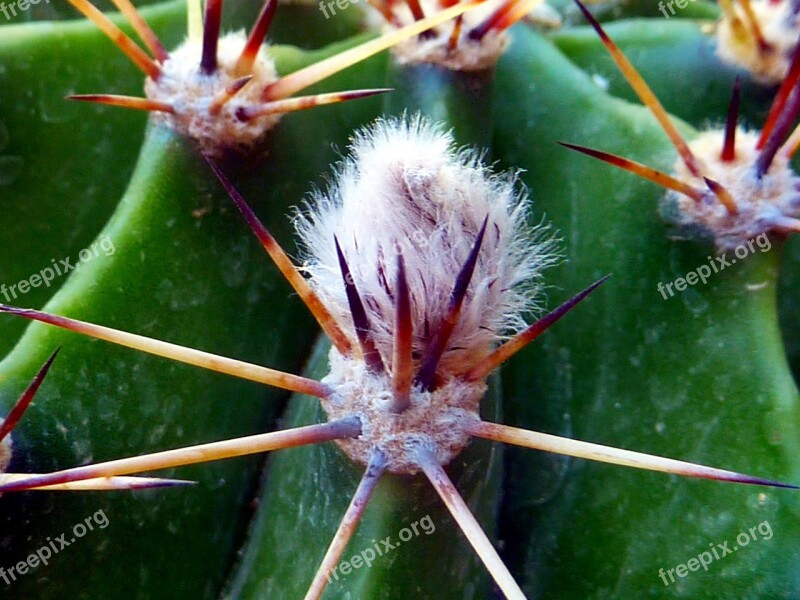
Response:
664,128,800,249
145,32,280,156
388,0,508,71
296,115,557,380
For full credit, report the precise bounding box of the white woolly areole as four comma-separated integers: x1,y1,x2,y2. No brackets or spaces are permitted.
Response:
323,351,484,473
0,436,10,473
145,32,280,156
716,0,799,84
664,128,800,249
296,115,555,380
388,0,508,71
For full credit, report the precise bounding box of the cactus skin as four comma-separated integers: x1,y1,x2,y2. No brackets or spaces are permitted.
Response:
493,26,800,598
0,0,187,356
4,2,800,599
547,0,720,23
550,19,777,125
16,0,167,21
269,4,367,49
383,60,495,148
780,239,800,382
0,124,317,600
551,16,800,434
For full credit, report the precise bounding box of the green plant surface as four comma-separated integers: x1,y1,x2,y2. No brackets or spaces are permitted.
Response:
609,0,721,20
0,123,319,600
3,1,800,598
383,60,495,148
547,0,720,23
269,3,367,48
0,0,387,361
550,19,778,127
493,26,800,598
549,13,800,434
4,0,168,22
224,335,503,600
0,0,187,357
779,237,800,383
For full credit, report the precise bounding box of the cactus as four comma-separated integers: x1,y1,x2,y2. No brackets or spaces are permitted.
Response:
2,1,800,599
